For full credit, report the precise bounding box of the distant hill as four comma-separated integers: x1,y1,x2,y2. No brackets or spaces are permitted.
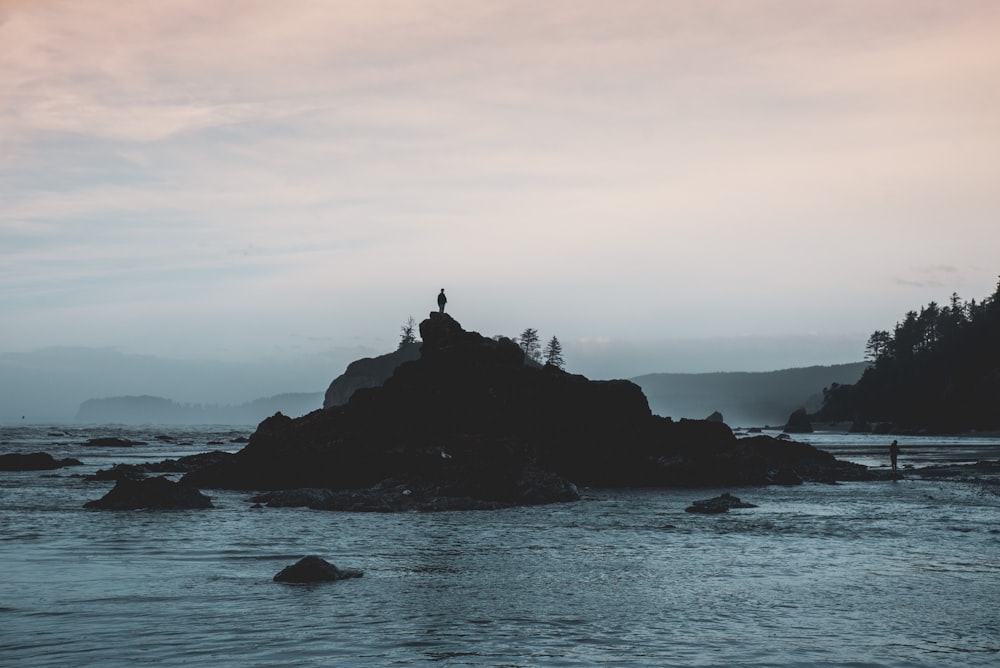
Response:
75,393,323,425
632,362,868,427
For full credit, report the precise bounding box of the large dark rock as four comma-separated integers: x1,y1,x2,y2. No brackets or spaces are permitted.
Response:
0,452,83,471
182,313,871,508
84,477,213,510
273,556,363,583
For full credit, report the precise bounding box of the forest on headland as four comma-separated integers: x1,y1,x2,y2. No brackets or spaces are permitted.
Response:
815,278,1000,432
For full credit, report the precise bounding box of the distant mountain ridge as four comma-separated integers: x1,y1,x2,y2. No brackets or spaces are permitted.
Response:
632,362,868,427
75,393,323,425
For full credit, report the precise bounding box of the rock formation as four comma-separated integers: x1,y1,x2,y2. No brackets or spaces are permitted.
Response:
181,313,872,509
782,407,814,434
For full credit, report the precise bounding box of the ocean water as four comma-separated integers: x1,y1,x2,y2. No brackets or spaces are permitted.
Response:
1,425,998,667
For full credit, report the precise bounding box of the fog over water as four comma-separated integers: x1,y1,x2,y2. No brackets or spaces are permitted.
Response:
0,332,866,424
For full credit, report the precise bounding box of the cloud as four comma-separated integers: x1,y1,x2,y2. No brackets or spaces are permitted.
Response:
2,0,999,367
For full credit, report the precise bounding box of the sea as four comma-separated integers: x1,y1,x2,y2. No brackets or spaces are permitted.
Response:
1,424,998,667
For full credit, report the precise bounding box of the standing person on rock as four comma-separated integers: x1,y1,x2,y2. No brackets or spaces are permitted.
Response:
889,439,902,478
437,289,447,313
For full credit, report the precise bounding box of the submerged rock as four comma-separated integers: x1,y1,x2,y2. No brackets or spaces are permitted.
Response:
251,467,580,512
273,556,363,583
84,477,213,510
0,452,83,471
685,492,757,514
87,451,238,483
87,463,149,482
83,437,142,447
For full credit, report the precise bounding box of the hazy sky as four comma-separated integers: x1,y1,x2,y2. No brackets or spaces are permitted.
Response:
3,0,999,382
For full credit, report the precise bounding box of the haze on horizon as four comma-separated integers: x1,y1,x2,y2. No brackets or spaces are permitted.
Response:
2,1,999,417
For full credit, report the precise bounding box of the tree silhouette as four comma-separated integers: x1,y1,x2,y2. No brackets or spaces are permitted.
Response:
543,336,565,370
399,316,417,349
815,276,1000,431
518,328,541,363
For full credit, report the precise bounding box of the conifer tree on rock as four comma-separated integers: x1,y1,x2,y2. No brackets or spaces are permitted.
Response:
543,336,565,370
518,328,541,363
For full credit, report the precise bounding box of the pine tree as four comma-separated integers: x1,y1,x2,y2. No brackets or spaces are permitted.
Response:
517,328,541,363
399,316,417,348
543,336,565,370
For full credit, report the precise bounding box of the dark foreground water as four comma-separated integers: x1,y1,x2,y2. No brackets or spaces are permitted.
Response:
1,425,999,667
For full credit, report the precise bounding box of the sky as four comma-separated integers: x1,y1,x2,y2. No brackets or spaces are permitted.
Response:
3,0,999,396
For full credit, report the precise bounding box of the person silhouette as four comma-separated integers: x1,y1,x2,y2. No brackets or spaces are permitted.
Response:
889,439,901,477
437,289,447,313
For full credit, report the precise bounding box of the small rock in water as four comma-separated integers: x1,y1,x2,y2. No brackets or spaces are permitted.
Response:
685,492,757,514
83,477,213,510
273,556,363,583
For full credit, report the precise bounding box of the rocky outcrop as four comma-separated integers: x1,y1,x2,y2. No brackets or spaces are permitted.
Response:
182,313,872,509
83,477,213,510
705,411,724,423
323,342,421,408
783,408,814,434
273,556,363,583
0,452,83,471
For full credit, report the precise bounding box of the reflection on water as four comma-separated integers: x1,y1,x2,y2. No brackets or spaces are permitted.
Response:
1,425,999,667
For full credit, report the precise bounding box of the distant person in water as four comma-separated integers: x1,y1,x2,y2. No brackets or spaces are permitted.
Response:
889,439,901,476
437,288,447,313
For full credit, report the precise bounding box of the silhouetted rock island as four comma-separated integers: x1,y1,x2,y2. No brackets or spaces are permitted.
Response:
182,313,871,510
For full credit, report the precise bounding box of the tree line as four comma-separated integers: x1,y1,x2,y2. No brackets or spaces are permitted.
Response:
815,277,1000,431
514,327,565,370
